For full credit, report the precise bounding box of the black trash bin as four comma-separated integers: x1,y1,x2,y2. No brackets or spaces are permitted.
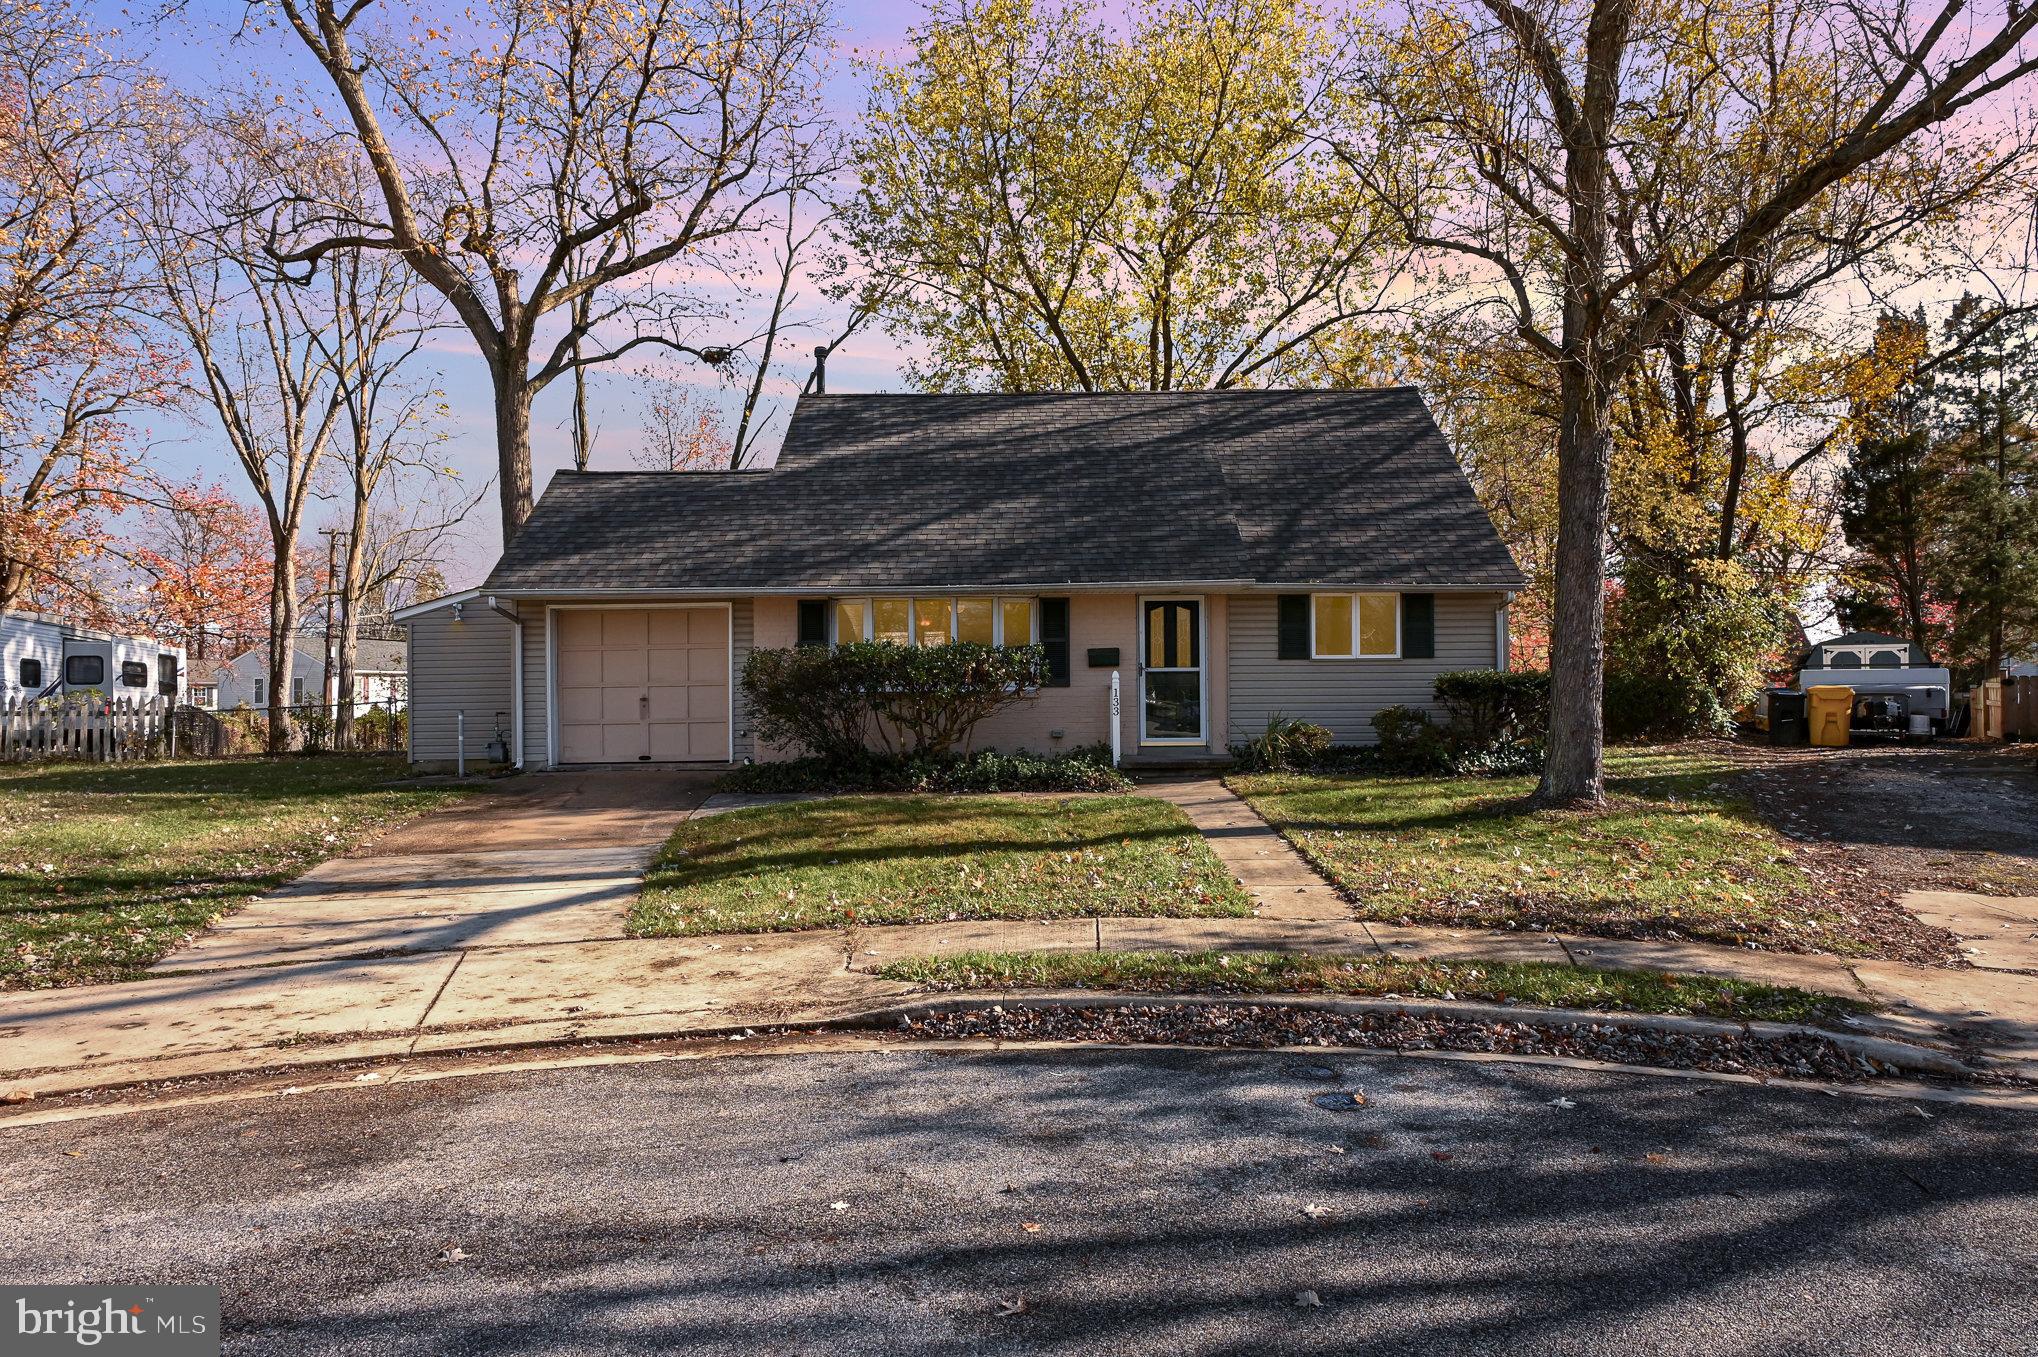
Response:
1768,689,1808,746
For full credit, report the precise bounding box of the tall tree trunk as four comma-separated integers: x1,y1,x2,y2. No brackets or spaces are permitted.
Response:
266,537,298,754
495,366,535,543
1538,365,1614,807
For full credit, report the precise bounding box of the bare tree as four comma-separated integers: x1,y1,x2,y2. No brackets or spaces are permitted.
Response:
135,104,427,751
1356,0,2038,804
253,0,836,543
309,233,479,746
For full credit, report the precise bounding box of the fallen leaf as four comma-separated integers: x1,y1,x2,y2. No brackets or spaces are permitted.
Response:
1020,1222,1042,1233
1301,1203,1332,1219
828,1201,850,1212
1548,1096,1577,1109
436,1246,468,1264
994,1298,1027,1317
1645,1152,1669,1164
1911,1104,1935,1120
1294,1290,1323,1308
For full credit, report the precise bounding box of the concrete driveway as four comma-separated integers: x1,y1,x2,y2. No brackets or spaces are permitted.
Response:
151,770,716,972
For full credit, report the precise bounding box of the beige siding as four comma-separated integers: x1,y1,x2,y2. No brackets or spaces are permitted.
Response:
1225,591,1505,746
521,600,754,766
405,604,516,763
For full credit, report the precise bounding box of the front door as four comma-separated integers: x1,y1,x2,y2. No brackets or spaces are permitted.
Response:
1140,598,1204,744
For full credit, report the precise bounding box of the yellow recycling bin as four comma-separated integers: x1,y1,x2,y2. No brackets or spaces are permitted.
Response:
1807,685,1853,747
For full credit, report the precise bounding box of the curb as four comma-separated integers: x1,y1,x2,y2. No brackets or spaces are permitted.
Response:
0,987,2004,1110
836,991,1992,1078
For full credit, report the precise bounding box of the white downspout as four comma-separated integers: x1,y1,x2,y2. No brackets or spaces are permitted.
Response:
1497,593,1514,671
487,596,525,769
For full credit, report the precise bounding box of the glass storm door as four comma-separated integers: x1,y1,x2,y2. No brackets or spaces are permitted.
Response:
1141,599,1204,743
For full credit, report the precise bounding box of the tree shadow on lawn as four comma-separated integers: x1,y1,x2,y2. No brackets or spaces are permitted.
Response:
0,755,436,805
647,796,1226,893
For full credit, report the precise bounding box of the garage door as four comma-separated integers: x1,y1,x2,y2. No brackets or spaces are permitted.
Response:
556,608,730,763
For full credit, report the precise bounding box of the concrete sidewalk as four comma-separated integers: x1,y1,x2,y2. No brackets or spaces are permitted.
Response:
3,775,2036,1098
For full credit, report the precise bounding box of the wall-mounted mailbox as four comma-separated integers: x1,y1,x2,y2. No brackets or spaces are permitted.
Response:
1087,647,1120,668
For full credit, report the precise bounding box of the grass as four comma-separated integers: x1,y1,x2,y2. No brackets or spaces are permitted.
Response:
632,794,1253,936
0,757,469,989
881,949,1869,1026
1230,748,1871,954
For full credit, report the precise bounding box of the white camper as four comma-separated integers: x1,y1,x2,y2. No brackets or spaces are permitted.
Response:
0,611,187,703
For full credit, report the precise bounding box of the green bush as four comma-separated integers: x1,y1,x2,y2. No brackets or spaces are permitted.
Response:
1369,704,1455,773
718,744,1129,794
743,641,1048,761
1603,671,1734,742
1229,714,1334,772
1433,669,1551,748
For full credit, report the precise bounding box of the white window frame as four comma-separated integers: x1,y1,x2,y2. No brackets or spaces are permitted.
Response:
1310,591,1402,660
830,596,1039,647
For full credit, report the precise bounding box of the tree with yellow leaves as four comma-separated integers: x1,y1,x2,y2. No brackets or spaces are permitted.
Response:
843,0,1403,391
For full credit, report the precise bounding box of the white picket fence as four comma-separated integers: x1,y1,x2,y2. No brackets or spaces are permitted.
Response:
0,694,180,762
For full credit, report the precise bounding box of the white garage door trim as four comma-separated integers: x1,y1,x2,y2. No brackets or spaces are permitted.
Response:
544,603,734,766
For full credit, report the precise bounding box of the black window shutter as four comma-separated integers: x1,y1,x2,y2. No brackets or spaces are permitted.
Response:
1277,595,1310,660
796,599,828,647
1403,593,1435,659
1039,597,1071,686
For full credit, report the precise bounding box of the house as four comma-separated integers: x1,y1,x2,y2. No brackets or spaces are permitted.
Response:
185,658,225,709
0,610,186,702
398,389,1525,769
213,637,409,711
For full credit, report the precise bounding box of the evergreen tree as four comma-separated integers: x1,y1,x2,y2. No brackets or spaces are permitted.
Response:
1930,297,2038,678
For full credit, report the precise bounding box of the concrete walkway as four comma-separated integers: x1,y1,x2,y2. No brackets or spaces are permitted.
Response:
1143,777,1350,920
3,774,2037,1098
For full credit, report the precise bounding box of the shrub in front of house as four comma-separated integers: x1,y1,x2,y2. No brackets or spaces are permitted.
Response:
1434,669,1552,749
717,743,1129,794
742,639,1050,764
1228,714,1335,772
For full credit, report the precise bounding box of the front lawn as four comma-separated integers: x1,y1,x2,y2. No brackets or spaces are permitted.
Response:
0,757,469,989
1231,749,1881,955
633,794,1253,936
882,949,1867,1026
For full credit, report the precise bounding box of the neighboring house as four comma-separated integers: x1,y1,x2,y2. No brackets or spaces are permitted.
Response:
185,658,224,709
0,610,186,703
213,637,409,711
400,390,1525,768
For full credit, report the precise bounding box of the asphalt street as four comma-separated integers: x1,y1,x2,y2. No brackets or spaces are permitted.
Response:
2,1045,2034,1356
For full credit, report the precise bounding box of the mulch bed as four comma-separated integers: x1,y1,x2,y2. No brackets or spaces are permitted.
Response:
898,1002,2027,1087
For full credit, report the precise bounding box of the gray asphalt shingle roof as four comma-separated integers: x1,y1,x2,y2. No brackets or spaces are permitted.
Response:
481,390,1524,594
